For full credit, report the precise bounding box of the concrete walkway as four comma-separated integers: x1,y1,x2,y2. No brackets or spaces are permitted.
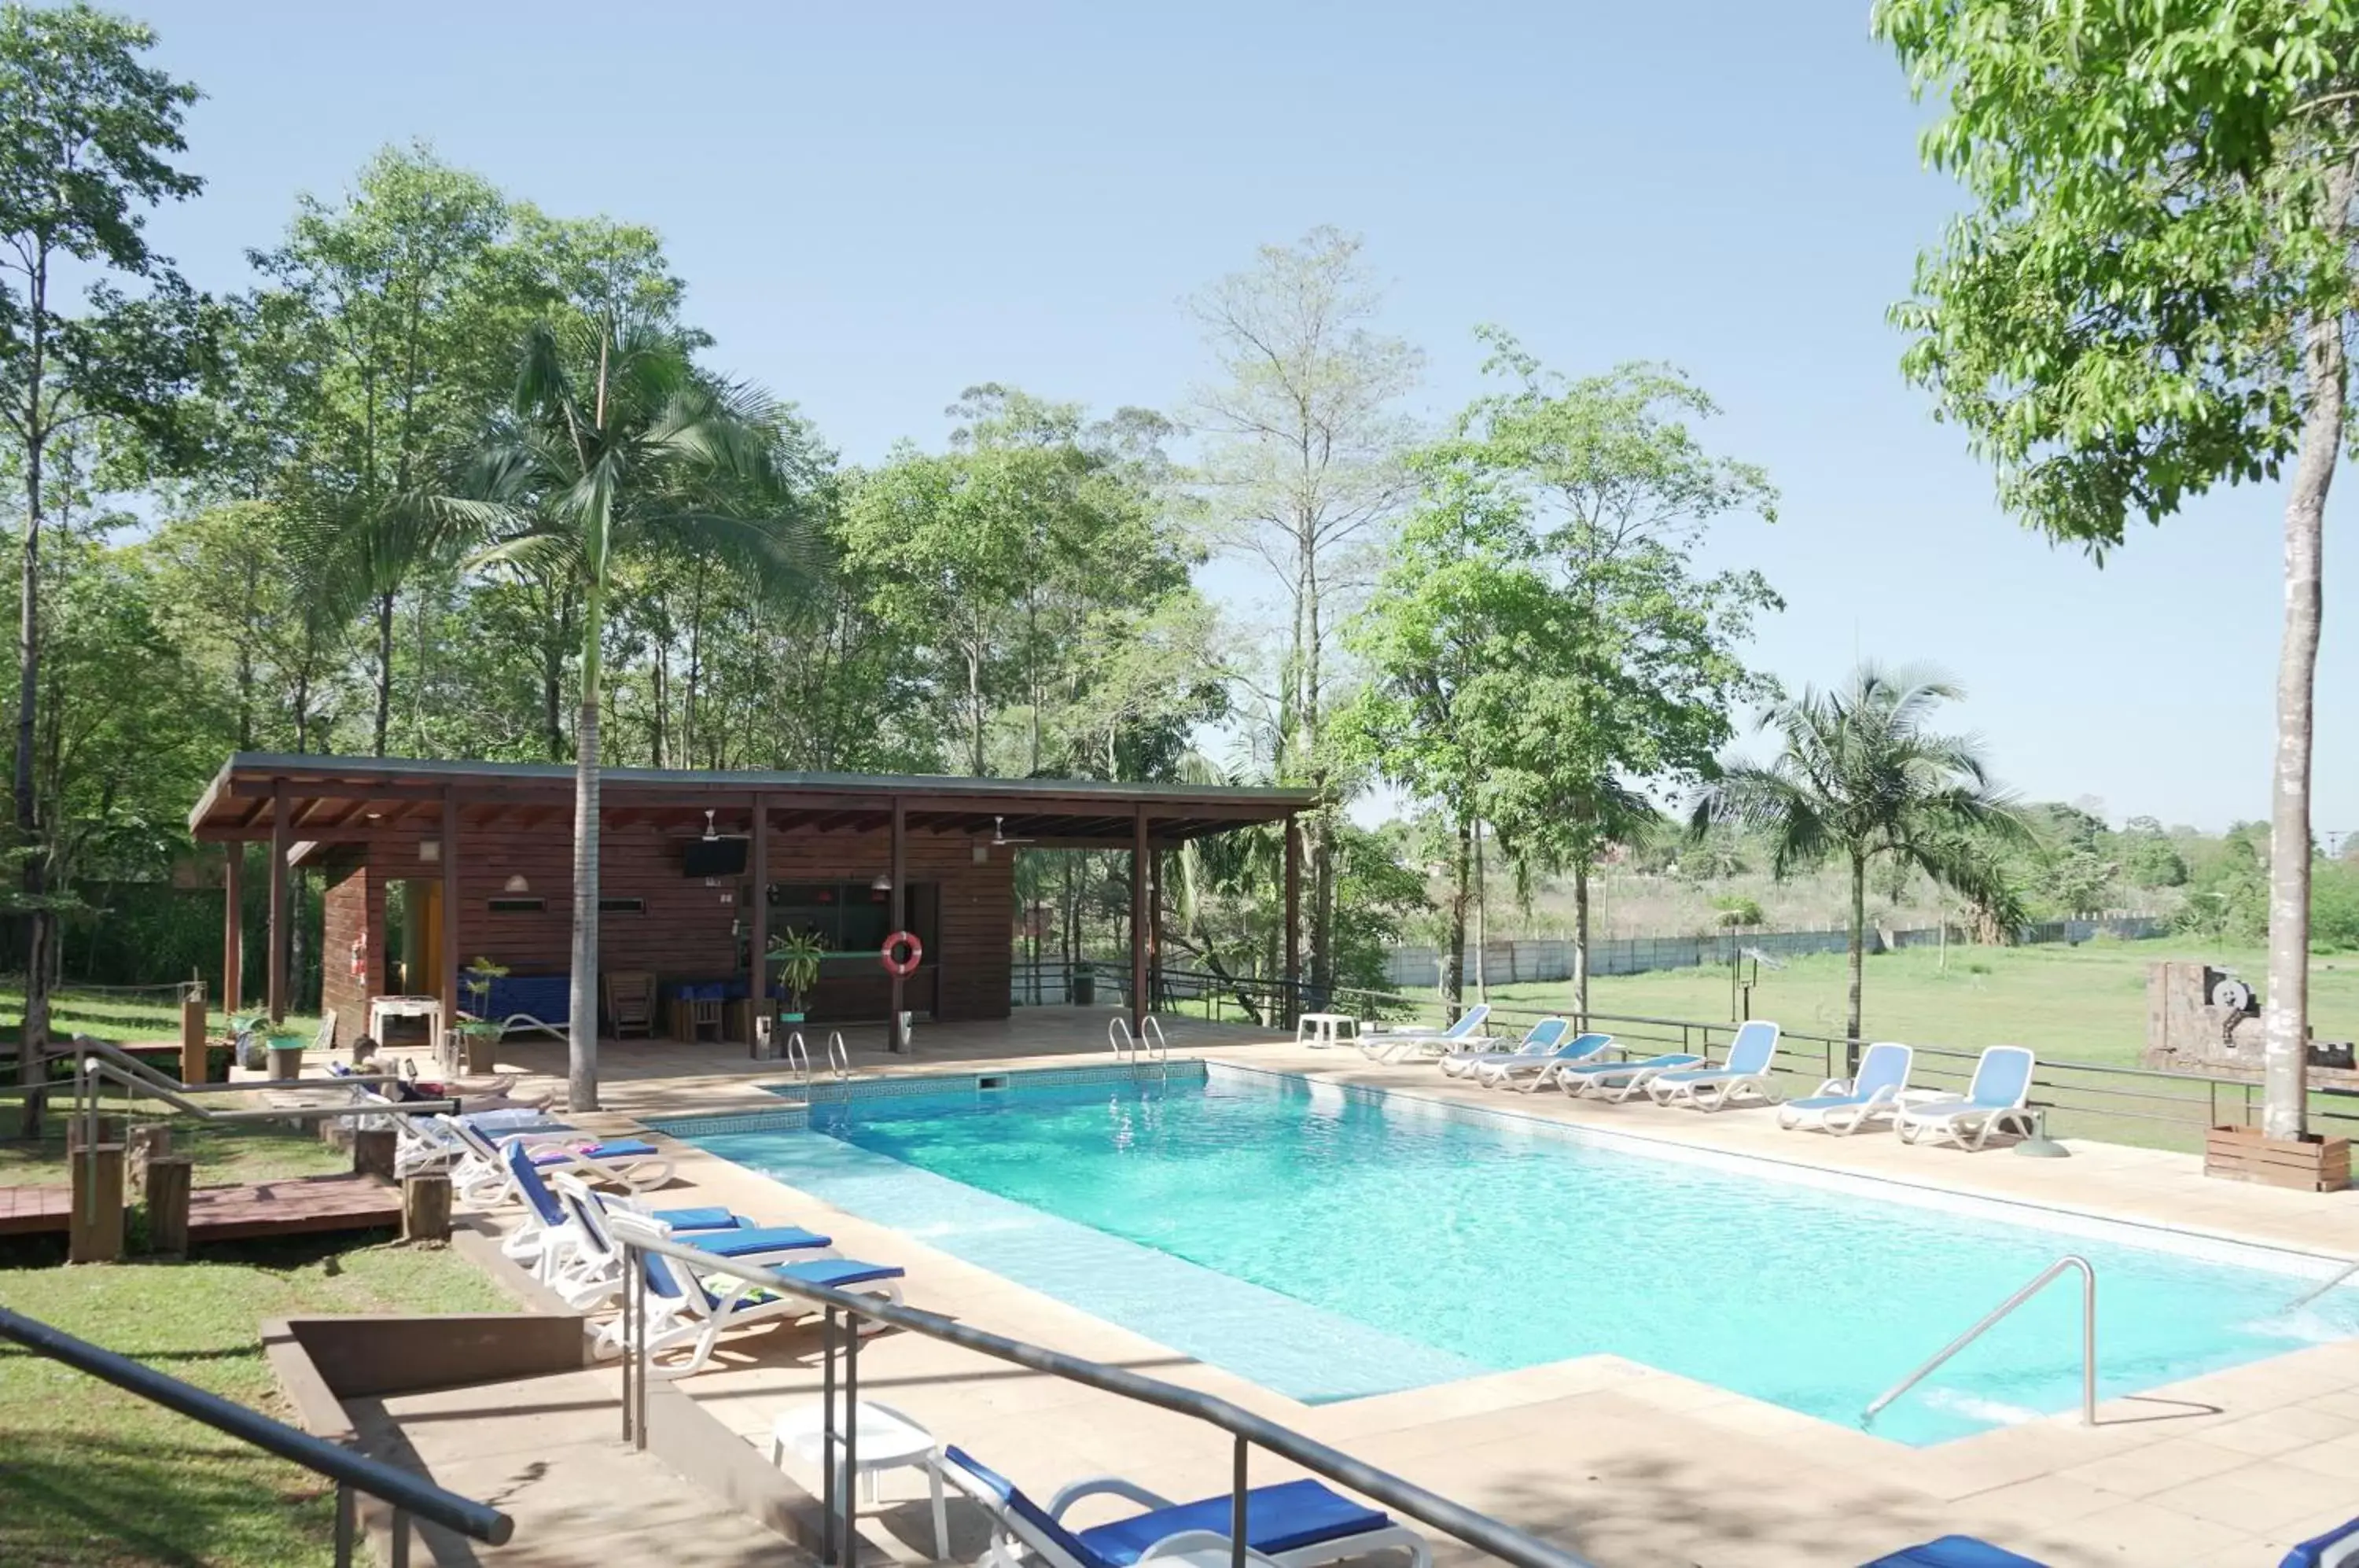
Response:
350,1369,804,1566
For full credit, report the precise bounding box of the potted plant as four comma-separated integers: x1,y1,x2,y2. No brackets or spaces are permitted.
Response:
456,957,509,1074
768,926,827,1024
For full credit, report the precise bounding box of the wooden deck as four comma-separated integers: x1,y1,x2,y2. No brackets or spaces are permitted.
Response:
0,1172,399,1242
0,1184,69,1236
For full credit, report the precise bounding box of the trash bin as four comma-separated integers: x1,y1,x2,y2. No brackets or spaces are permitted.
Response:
1071,963,1095,1007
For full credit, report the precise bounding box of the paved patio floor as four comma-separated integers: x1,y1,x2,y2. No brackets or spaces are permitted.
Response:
429,1014,2359,1567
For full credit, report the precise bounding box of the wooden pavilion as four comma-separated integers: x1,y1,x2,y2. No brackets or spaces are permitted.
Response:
186,754,1312,1049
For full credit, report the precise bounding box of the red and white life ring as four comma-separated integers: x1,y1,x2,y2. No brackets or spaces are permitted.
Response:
880,931,923,977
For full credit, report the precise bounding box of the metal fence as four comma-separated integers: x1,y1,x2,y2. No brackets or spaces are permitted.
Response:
1102,965,2353,1155
1378,915,2169,988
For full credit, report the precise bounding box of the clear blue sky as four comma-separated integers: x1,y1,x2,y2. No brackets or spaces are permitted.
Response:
127,0,2352,834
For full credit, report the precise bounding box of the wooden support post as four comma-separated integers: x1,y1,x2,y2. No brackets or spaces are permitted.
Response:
885,795,907,1055
267,781,290,1023
223,846,244,1016
439,790,460,1066
749,793,772,1033
403,1172,453,1244
67,1119,126,1264
1131,807,1148,1036
144,1155,193,1258
1283,815,1302,1031
1148,845,1163,1013
126,1124,172,1191
351,1126,398,1183
180,989,208,1085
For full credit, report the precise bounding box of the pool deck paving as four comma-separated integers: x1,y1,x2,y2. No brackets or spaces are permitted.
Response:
435,1016,2359,1567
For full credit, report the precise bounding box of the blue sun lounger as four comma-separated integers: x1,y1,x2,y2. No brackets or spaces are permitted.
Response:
1779,1042,1915,1136
2284,1513,2359,1566
1645,1019,1783,1110
1544,1051,1705,1102
1895,1045,2038,1150
1439,1017,1568,1079
1485,1032,1613,1091
940,1446,1431,1568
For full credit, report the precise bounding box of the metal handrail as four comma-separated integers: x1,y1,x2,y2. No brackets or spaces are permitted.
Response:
2284,1256,2359,1315
1109,1016,1135,1059
0,1305,512,1561
785,1029,811,1088
1863,1255,2097,1428
609,1220,1595,1568
1142,1015,1169,1061
825,1030,850,1081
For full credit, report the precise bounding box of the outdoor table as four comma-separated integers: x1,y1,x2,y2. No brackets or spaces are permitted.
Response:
770,1399,949,1559
367,995,446,1065
1295,1011,1360,1049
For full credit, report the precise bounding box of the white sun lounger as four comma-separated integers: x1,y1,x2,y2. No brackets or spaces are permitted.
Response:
540,1172,836,1311
1779,1042,1915,1136
939,1446,1431,1568
1480,1031,1611,1089
1894,1046,2038,1150
444,1113,673,1202
1359,1003,1491,1062
1646,1020,1783,1110
593,1243,904,1378
1441,1018,1568,1079
1549,1051,1706,1102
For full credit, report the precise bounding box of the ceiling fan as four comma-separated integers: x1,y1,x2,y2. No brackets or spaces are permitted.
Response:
991,815,1035,847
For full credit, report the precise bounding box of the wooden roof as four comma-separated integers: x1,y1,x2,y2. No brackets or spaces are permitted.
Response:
189,753,1313,849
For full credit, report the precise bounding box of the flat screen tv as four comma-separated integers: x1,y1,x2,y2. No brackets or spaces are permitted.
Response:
682,836,749,878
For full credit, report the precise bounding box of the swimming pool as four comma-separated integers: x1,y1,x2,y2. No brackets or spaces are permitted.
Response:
667,1065,2359,1445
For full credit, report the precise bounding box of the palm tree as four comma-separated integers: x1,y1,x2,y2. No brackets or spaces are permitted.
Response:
451,313,822,1110
1690,664,2024,1063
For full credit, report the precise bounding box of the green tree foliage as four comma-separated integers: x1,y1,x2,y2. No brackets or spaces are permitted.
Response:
1344,334,1779,1014
841,388,1215,780
1188,228,1420,1003
1692,664,2026,1058
0,1,204,1122
451,312,822,1109
1872,0,2359,1135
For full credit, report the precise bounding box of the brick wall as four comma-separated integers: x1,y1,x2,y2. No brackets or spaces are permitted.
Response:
443,820,1014,1025
318,850,387,1036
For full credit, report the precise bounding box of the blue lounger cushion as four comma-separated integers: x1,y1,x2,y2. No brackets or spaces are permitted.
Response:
1078,1479,1393,1566
1863,1535,2048,1567
1783,1091,1871,1113
650,1205,742,1231
530,1138,660,1164
686,1224,832,1257
944,1448,1393,1568
775,1257,902,1288
2284,1514,2359,1568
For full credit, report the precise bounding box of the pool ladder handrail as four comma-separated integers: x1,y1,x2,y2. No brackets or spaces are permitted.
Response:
785,1029,811,1088
1107,1016,1169,1062
1862,1254,2096,1429
826,1030,850,1080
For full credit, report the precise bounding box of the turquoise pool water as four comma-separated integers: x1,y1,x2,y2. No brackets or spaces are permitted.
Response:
675,1069,2359,1444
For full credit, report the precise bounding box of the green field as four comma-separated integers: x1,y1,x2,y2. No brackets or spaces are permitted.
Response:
0,987,322,1050
0,1236,509,1566
1475,937,2359,1067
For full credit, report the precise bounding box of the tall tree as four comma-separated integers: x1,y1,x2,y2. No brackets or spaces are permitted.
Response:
1421,336,1779,1018
457,314,821,1109
0,2,201,1127
1188,228,1420,1003
1691,664,2025,1061
1871,0,2359,1138
252,145,520,756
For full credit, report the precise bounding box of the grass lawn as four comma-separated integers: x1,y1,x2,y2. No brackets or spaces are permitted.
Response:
0,1117,352,1188
0,1235,510,1566
0,987,325,1050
